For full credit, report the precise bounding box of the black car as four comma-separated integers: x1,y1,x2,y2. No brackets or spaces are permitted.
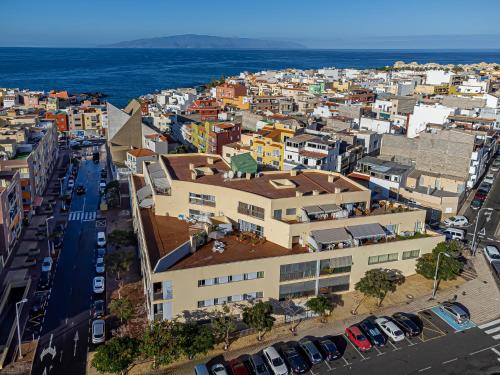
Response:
53,235,63,249
54,224,65,234
249,354,271,375
38,271,50,290
359,319,386,347
392,313,421,336
96,248,106,258
317,339,341,361
76,185,86,195
283,347,308,374
92,300,105,318
30,293,47,315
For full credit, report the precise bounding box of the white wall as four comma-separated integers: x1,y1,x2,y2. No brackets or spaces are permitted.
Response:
359,117,392,134
425,70,454,85
407,104,456,138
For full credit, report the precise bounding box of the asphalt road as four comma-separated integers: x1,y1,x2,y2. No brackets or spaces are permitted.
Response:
31,147,105,375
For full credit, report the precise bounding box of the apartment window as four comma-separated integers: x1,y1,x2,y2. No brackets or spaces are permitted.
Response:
368,253,399,265
256,146,263,154
198,271,264,287
153,303,163,321
286,208,296,216
238,219,264,237
197,291,263,307
279,280,316,300
318,275,350,294
153,282,163,301
272,149,280,157
238,202,265,220
280,261,317,282
402,250,420,260
273,209,282,220
189,209,213,222
189,192,216,207
320,256,353,275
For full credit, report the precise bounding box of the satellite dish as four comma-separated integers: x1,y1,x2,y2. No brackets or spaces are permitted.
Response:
223,172,228,179
237,171,242,178
228,171,235,179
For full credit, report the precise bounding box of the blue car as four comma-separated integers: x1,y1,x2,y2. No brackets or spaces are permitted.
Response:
359,319,386,347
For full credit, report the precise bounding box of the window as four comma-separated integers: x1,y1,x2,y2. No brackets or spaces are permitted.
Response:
198,291,263,307
280,261,317,282
273,209,282,220
272,149,280,157
198,271,263,287
402,250,420,260
256,146,263,154
286,208,296,216
320,256,353,275
238,219,264,237
279,280,316,300
238,202,265,220
189,192,216,207
368,253,399,265
318,275,350,294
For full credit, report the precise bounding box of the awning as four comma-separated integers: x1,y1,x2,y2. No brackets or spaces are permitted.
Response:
303,205,323,215
137,184,153,202
33,196,44,207
319,204,341,213
346,223,387,240
311,227,351,244
139,198,154,208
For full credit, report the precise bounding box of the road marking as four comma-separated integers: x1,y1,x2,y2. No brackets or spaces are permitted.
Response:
485,326,500,335
405,337,416,346
309,368,318,375
478,319,500,329
373,346,384,355
387,340,400,351
469,343,500,356
342,357,351,366
418,366,432,372
442,358,457,365
324,361,335,371
344,334,369,360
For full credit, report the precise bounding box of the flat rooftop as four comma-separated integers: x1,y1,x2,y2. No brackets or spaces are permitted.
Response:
161,154,364,199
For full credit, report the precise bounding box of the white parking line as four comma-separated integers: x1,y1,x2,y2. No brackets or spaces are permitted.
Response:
418,366,432,372
344,334,369,360
485,326,500,335
324,361,335,371
442,358,457,365
373,346,385,356
469,343,500,356
387,340,400,351
309,368,318,375
405,337,416,346
342,357,351,366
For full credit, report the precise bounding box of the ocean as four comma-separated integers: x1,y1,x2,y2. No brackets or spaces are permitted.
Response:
0,48,499,107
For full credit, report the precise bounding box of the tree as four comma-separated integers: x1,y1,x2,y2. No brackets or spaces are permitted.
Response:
91,336,139,375
242,301,275,341
305,296,333,323
105,180,120,207
179,323,215,359
355,269,398,307
140,320,182,368
108,230,136,247
107,250,134,281
212,304,237,350
416,241,463,291
109,297,133,323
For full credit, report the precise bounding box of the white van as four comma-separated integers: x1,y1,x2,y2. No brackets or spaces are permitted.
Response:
443,228,465,241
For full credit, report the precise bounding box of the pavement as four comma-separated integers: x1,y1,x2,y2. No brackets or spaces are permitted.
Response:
30,144,108,375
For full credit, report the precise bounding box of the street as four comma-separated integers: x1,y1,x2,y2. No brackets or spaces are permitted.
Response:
31,146,106,375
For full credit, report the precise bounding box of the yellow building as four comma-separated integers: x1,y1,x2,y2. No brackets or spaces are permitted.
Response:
249,123,297,169
130,154,444,320
222,96,250,110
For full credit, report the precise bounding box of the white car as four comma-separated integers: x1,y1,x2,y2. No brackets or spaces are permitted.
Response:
97,231,106,247
211,363,228,375
96,257,105,274
484,173,495,185
82,140,92,147
263,346,288,375
491,165,499,173
93,276,105,294
91,319,105,344
484,245,500,264
67,179,75,189
443,216,469,227
375,317,405,342
41,257,53,272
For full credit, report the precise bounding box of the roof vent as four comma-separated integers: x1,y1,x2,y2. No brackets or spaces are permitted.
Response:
207,157,214,165
246,173,252,180
296,191,303,197
290,170,297,177
312,190,320,196
328,175,335,183
189,163,195,171
334,187,341,194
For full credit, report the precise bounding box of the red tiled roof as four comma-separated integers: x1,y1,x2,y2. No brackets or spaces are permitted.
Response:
127,148,155,157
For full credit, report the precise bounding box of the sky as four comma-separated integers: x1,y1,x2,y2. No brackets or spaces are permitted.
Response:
1,0,500,49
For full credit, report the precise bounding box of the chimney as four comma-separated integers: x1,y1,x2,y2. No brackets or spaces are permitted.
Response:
246,172,252,180
207,157,214,165
290,170,297,177
427,185,431,195
189,163,194,170
328,175,335,183
296,191,303,197
312,190,320,196
191,170,197,180
334,187,341,194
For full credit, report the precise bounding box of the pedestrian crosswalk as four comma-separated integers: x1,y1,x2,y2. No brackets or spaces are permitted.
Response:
478,318,500,340
68,211,97,222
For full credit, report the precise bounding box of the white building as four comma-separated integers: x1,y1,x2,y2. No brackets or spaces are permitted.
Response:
425,70,454,85
359,117,393,134
284,133,340,171
407,104,456,138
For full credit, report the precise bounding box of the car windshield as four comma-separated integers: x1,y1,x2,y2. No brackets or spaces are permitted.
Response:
271,357,283,366
312,353,322,360
394,330,404,336
323,342,336,351
369,328,381,336
356,334,367,341
255,364,266,372
448,216,456,221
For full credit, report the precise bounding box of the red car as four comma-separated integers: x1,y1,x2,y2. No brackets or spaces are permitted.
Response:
345,325,372,351
474,192,487,201
229,359,249,375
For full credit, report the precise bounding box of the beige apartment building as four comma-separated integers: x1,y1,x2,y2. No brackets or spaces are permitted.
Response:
130,154,444,321
0,171,23,270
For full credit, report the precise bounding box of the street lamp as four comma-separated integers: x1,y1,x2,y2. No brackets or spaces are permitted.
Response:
472,207,494,256
432,252,452,299
58,177,64,198
46,215,54,255
16,298,28,359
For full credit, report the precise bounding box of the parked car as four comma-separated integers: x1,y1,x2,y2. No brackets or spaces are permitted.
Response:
474,192,487,201
96,247,106,258
25,254,37,267
82,140,92,147
92,300,105,318
443,216,468,227
30,293,47,315
229,359,249,375
97,231,106,247
391,313,421,336
96,257,105,274
470,199,483,210
249,354,270,375
317,339,341,361
443,228,466,242
484,245,500,263
490,165,499,173
93,276,105,294
67,179,75,189
478,183,491,193
439,302,469,324
484,173,495,185
210,363,228,375
38,271,50,289
91,319,105,344
99,182,107,191
53,235,63,249
282,347,308,374
41,257,53,272
359,319,386,347
299,340,323,365
263,346,288,375
374,317,405,342
345,325,372,351
76,185,86,195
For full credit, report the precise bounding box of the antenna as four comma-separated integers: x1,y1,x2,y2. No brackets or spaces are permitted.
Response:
228,171,235,179
223,172,228,179
237,171,242,178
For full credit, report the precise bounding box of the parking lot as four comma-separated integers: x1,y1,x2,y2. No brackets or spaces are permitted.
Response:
207,307,500,375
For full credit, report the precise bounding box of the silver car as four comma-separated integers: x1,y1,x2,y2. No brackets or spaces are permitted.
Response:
92,319,105,344
439,302,469,324
299,340,323,365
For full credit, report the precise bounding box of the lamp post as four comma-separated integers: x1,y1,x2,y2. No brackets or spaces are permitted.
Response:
16,298,28,359
58,177,64,198
432,252,452,299
472,207,493,256
46,215,54,255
